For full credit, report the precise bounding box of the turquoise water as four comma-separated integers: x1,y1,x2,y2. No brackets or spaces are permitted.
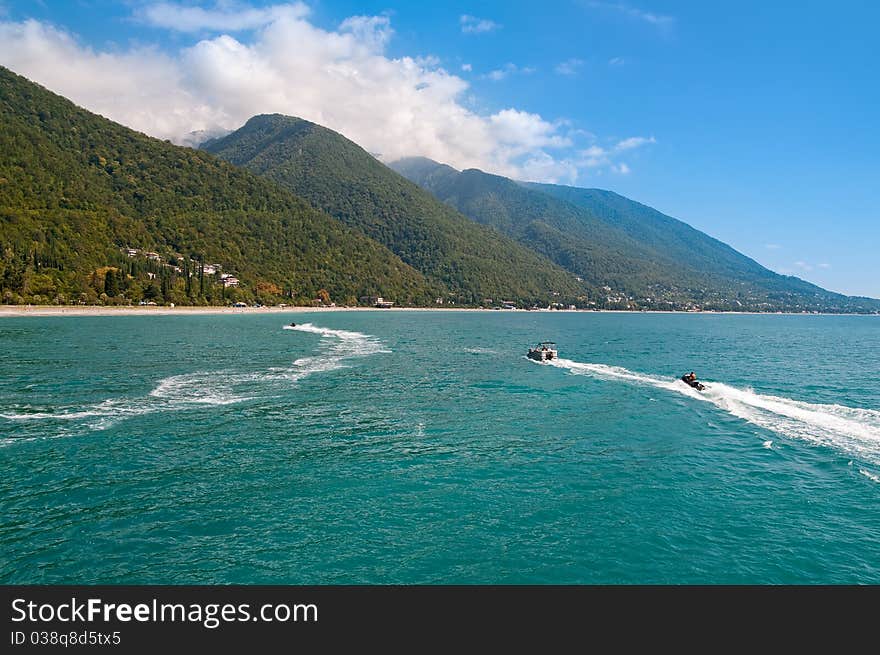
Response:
1,311,878,584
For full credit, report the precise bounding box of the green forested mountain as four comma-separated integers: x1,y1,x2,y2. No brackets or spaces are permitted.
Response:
203,114,585,304
390,157,692,296
2,64,874,312
525,183,805,291
0,66,438,306
391,157,879,313
526,183,880,312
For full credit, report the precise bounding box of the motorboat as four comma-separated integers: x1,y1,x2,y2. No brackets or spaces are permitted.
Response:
527,342,557,362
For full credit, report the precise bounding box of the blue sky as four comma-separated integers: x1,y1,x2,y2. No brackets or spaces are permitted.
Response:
1,1,878,297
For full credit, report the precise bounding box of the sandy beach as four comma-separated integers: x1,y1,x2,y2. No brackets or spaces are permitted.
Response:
0,304,368,317
0,304,509,317
2,304,867,318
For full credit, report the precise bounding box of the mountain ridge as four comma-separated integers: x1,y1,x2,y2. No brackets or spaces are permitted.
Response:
203,113,586,305
390,156,879,312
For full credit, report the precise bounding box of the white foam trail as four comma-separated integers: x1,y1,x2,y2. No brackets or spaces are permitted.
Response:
1,323,388,445
464,347,499,355
284,322,388,353
149,373,246,405
546,357,880,465
860,469,880,484
281,322,389,372
142,323,387,404
2,408,106,421
0,399,160,441
1,400,153,423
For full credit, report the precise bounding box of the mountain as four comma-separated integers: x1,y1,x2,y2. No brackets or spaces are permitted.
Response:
203,114,585,305
390,157,879,313
0,66,437,306
527,183,880,311
524,183,803,291
3,65,872,313
390,157,693,295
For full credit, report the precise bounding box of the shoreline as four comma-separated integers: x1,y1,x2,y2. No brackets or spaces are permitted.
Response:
1,305,876,318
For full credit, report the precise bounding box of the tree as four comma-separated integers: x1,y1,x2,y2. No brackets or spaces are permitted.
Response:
143,281,160,300
184,258,192,297
160,274,170,302
26,273,57,297
254,281,282,303
103,268,119,296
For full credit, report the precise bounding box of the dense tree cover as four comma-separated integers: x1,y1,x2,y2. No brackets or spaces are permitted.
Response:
0,66,437,307
392,157,880,313
203,114,585,305
525,183,880,312
3,64,872,313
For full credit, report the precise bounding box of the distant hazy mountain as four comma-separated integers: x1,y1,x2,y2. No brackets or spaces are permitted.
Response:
203,114,585,305
0,66,434,306
390,157,878,312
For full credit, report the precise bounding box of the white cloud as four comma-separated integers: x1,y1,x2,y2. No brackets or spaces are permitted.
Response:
413,54,441,68
614,135,655,151
580,145,608,168
818,263,831,269
338,15,396,52
138,1,309,33
0,19,225,144
460,14,501,34
461,63,472,72
484,63,535,81
490,109,571,151
795,261,814,272
575,140,644,175
570,135,653,173
555,58,584,76
518,152,581,184
765,243,781,250
608,57,625,66
0,12,590,182
585,2,674,28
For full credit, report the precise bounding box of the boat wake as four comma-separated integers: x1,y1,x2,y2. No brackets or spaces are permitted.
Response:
277,323,389,380
464,347,499,355
283,322,388,357
1,323,388,445
861,469,880,484
545,357,880,471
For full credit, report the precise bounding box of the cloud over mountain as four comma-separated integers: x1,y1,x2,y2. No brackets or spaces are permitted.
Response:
0,2,642,183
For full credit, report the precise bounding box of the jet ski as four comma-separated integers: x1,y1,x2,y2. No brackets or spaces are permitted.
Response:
680,373,705,391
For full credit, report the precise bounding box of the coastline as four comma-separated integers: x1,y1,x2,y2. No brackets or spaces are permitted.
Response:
0,305,508,317
1,305,875,318
0,304,341,317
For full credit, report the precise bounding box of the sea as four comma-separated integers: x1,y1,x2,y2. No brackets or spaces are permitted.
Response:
1,311,878,584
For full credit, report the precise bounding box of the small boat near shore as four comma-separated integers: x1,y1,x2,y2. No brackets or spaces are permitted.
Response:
527,342,558,362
